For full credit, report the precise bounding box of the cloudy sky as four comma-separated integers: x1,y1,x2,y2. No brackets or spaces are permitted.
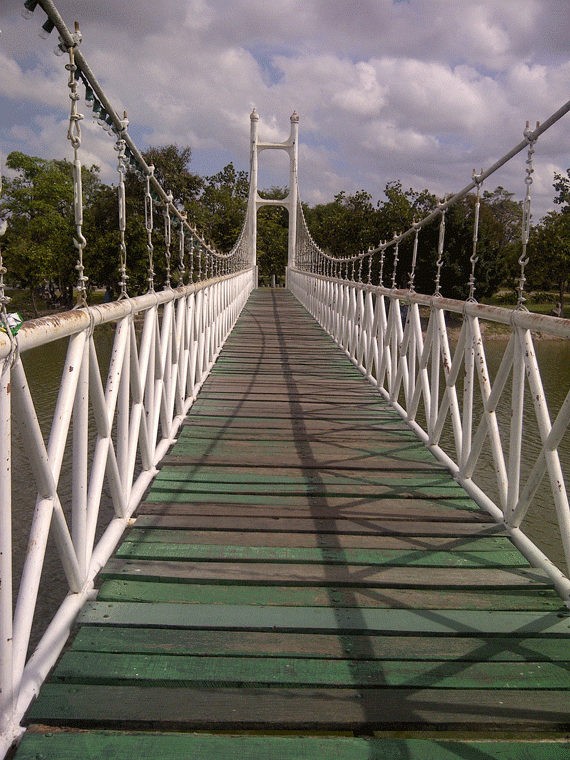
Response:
2,0,570,221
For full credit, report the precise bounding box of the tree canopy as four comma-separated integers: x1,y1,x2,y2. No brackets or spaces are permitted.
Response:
0,145,564,312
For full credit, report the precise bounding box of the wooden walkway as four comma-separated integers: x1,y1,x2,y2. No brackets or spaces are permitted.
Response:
18,290,570,759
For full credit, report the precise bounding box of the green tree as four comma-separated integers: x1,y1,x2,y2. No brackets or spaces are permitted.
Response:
306,190,378,259
375,182,438,292
552,169,570,212
187,163,249,251
0,151,101,314
256,187,289,285
143,144,202,210
527,210,570,314
83,181,149,296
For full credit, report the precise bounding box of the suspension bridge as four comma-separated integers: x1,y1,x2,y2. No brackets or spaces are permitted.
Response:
2,2,570,758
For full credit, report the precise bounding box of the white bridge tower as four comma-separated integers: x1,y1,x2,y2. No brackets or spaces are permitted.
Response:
248,109,299,277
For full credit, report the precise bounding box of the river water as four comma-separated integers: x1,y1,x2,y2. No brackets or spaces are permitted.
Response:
10,325,570,653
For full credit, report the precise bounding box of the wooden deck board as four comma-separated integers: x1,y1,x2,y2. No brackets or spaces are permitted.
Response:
24,683,570,730
14,733,570,760
19,289,570,759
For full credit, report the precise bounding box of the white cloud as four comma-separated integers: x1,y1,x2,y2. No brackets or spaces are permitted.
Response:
1,0,570,222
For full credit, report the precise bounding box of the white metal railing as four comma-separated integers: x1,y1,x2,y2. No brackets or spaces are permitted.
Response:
0,268,254,755
290,269,570,604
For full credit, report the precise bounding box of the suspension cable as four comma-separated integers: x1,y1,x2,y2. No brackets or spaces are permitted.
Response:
518,122,538,310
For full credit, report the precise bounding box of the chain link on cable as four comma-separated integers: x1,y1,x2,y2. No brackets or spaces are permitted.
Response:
467,173,482,302
178,217,186,285
189,236,194,282
377,242,386,287
433,201,447,297
115,113,129,299
144,165,155,292
65,44,89,307
390,234,400,289
518,121,538,310
163,196,173,289
408,223,420,293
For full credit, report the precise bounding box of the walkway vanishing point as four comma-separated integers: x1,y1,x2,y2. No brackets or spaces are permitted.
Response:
16,290,570,759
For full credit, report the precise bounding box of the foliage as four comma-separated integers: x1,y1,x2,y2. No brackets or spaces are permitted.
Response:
0,151,101,313
553,169,570,212
187,163,249,253
144,145,202,210
305,190,378,259
526,209,570,314
0,145,565,311
303,182,513,299
256,187,289,285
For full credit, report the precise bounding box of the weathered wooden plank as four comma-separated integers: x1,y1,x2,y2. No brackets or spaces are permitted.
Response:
162,439,444,469
175,435,429,452
145,491,472,509
97,579,563,611
15,733,570,760
123,527,510,550
24,683,570,730
152,467,464,488
133,514,498,534
115,541,530,568
78,602,568,635
161,453,445,471
70,626,570,660
101,559,550,588
151,466,464,486
181,416,406,432
178,425,413,440
52,651,570,690
148,475,471,500
137,499,487,518
145,491,485,508
192,404,404,416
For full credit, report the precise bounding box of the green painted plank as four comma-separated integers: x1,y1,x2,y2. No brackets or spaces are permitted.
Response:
24,683,570,729
16,733,570,760
170,440,438,459
78,602,570,635
141,492,490,509
97,579,562,610
178,428,415,441
71,626,570,661
52,651,570,690
101,558,550,588
124,527,511,550
151,468,466,489
161,455,444,471
148,480,469,500
162,452,443,469
115,541,531,568
181,415,405,429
